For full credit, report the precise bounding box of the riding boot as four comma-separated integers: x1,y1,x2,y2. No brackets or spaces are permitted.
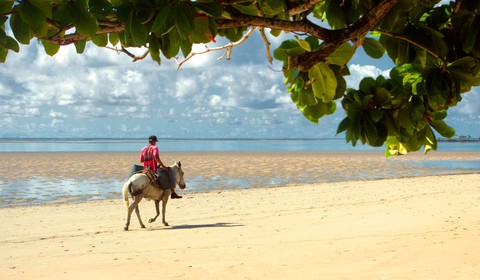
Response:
171,192,182,199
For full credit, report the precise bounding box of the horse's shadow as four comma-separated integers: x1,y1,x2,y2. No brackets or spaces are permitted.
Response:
149,222,244,231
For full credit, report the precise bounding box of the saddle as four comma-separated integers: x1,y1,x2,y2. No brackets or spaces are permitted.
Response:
129,164,174,190
142,167,162,189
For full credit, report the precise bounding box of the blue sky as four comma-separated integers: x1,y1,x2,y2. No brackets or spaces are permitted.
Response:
0,24,479,139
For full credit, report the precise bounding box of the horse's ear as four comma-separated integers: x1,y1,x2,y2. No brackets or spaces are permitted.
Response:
178,161,181,168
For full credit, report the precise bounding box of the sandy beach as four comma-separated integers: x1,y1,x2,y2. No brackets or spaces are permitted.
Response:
1,151,479,279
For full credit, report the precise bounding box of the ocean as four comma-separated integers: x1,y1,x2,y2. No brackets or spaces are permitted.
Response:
1,137,480,152
0,138,479,208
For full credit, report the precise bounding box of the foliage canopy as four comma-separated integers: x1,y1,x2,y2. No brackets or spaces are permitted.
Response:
1,0,479,156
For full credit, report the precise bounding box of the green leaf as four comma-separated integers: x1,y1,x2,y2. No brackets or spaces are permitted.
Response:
109,33,119,46
128,10,149,46
74,40,86,54
301,101,336,123
363,37,385,59
260,0,286,17
325,0,346,29
297,88,318,107
161,30,181,59
326,42,354,65
74,11,98,37
189,16,211,43
308,62,337,103
336,117,350,134
448,56,476,69
52,2,77,25
232,3,258,16
151,3,172,33
175,2,194,39
180,38,192,58
462,14,479,53
0,47,8,63
430,120,455,138
386,136,408,157
148,35,161,65
10,13,32,44
92,34,108,47
42,40,60,56
359,77,376,94
270,29,281,37
296,37,311,52
395,40,411,66
0,1,13,14
5,36,19,52
29,0,53,18
433,110,447,121
424,125,437,153
19,1,45,28
449,67,480,93
194,2,223,17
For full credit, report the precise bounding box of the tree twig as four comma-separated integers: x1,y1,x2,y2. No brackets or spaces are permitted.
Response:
259,28,273,64
104,46,150,62
176,27,256,70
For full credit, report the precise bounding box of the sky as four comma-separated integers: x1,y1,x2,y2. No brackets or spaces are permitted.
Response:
0,16,479,140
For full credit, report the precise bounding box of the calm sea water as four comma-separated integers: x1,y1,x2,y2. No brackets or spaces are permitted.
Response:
0,138,479,207
1,138,480,152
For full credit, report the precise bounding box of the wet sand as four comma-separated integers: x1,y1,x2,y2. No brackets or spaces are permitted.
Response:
1,150,479,181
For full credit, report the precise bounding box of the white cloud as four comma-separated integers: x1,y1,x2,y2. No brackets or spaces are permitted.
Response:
209,95,223,107
452,89,480,119
346,64,391,88
1,33,479,139
48,110,68,118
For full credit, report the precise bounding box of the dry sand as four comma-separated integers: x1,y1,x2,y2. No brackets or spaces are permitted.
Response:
0,152,479,279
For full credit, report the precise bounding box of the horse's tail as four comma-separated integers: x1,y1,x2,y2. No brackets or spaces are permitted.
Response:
122,180,132,214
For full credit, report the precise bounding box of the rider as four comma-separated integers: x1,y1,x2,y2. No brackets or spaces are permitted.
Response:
140,135,182,199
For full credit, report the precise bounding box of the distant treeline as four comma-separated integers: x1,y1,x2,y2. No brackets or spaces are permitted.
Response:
438,136,480,142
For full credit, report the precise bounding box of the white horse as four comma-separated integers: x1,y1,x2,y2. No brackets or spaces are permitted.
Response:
122,161,186,231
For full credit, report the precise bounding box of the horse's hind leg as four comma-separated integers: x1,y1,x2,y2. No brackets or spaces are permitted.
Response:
148,200,160,223
124,198,137,231
133,196,146,228
124,195,144,231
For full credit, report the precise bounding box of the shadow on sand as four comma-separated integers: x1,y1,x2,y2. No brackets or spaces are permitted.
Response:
160,222,244,230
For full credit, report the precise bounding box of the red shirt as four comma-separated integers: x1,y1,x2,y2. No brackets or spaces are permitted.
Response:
140,145,159,171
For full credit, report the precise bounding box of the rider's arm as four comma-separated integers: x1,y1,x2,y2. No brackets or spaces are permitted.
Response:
155,154,167,170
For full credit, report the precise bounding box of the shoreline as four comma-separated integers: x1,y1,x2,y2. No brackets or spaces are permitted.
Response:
1,151,479,208
1,173,479,279
1,171,479,210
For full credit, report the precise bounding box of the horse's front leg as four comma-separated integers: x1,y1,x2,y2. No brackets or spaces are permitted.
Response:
148,200,160,223
162,197,169,226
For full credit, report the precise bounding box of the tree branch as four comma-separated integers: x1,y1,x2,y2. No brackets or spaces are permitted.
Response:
41,21,124,46
291,0,400,71
217,16,334,39
288,0,324,17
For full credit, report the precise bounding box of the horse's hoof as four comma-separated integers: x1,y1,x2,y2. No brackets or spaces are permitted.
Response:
164,222,169,226
148,218,155,223
141,224,146,228
124,227,129,231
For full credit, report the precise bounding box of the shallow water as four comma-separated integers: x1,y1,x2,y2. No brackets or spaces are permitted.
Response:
1,160,478,208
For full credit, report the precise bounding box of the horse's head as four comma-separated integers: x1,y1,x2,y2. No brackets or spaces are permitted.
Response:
174,161,186,189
